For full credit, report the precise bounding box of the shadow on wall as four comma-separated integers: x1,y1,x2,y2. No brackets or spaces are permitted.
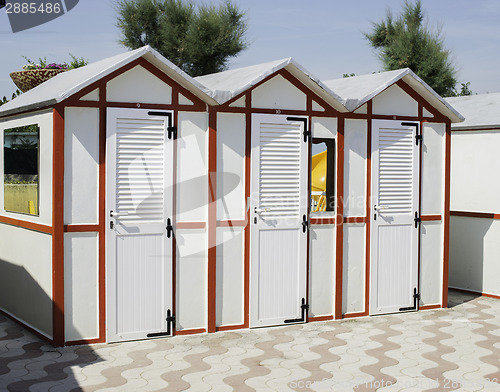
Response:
449,216,492,298
0,260,104,391
0,259,53,338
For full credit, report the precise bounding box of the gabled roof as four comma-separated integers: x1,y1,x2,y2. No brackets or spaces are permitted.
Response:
0,46,216,118
195,58,348,112
445,92,500,130
323,68,464,123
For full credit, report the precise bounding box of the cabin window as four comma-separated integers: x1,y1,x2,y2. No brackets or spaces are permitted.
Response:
3,124,40,216
310,138,335,215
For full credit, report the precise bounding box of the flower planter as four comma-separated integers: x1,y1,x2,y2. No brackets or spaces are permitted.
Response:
9,69,67,92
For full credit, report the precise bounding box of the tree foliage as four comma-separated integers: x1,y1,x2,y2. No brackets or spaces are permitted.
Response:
115,0,248,77
364,0,459,97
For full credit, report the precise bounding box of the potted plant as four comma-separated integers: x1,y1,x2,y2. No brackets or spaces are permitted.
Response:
10,54,88,93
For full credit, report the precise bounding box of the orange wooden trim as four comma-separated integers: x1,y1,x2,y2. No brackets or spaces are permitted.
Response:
175,328,206,336
343,311,368,319
419,304,442,310
309,217,336,225
103,102,206,112
450,211,500,220
137,58,206,110
334,117,345,320
344,112,436,121
175,222,206,229
216,324,245,332
0,216,53,234
207,107,217,334
396,80,447,122
64,224,99,232
98,86,107,344
449,287,500,300
278,69,340,116
243,105,251,328
65,337,104,346
52,106,65,347
308,315,334,322
172,102,179,327
0,308,53,345
343,216,367,224
217,220,247,227
365,102,372,316
442,123,451,308
421,215,442,221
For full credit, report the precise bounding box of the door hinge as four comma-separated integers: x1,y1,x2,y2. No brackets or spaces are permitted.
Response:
401,122,421,145
284,298,309,323
399,288,420,312
168,126,177,140
414,211,421,228
147,309,176,337
286,116,310,142
166,218,174,238
302,214,309,232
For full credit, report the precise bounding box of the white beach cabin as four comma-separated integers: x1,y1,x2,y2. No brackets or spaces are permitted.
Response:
446,92,500,299
0,46,463,346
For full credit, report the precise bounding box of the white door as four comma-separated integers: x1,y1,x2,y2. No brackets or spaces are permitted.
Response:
250,114,309,327
370,120,420,315
106,108,174,342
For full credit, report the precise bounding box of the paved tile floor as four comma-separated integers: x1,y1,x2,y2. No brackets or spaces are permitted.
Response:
1,290,500,391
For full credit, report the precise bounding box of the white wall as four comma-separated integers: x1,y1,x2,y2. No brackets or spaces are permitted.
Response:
451,130,500,213
216,226,244,326
372,85,418,117
64,107,99,225
421,123,445,215
450,216,500,297
344,119,367,217
0,224,52,338
342,223,365,314
419,222,443,305
312,117,337,139
176,228,207,330
252,74,307,110
177,111,208,222
64,232,99,341
0,110,53,226
309,224,335,317
107,65,173,105
216,113,245,221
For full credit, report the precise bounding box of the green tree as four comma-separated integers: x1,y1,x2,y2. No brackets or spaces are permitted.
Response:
115,0,248,77
364,0,458,97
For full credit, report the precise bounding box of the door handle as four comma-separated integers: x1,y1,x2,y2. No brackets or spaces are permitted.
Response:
110,210,129,218
254,207,270,214
373,205,388,212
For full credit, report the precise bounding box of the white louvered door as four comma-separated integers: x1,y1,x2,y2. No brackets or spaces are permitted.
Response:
106,108,174,342
250,114,308,327
370,120,420,315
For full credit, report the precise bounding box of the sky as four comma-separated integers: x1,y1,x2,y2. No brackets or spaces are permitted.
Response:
1,0,499,99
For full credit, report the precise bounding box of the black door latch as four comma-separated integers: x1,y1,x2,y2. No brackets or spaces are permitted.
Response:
284,298,309,323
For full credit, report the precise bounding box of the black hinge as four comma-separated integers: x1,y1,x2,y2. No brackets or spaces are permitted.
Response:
401,121,421,145
168,126,177,140
286,116,310,142
302,214,309,233
166,218,174,238
414,211,421,228
399,288,421,312
284,298,309,323
147,309,176,337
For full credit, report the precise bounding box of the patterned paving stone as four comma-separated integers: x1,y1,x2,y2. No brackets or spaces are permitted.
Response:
1,290,500,391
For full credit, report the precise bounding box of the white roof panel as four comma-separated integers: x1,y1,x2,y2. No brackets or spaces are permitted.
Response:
324,68,464,123
445,93,500,130
195,58,348,112
0,46,215,118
